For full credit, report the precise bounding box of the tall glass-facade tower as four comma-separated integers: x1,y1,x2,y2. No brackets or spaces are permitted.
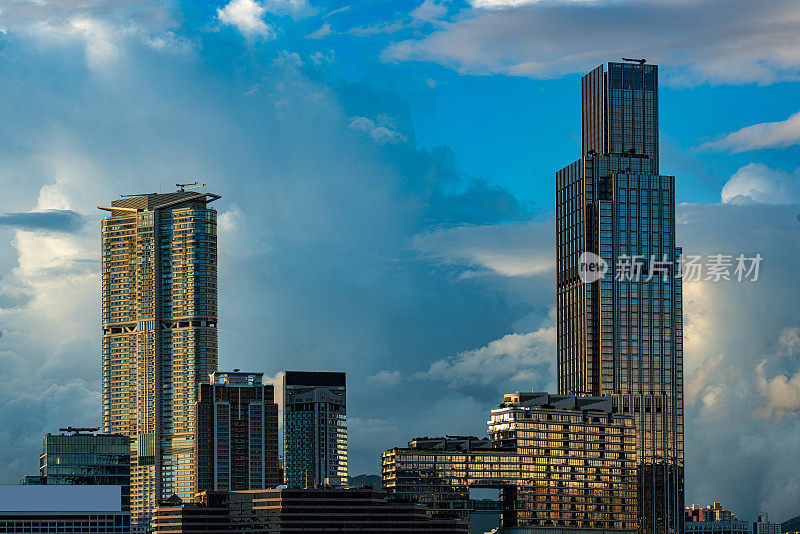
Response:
282,371,347,488
100,191,220,530
556,61,684,534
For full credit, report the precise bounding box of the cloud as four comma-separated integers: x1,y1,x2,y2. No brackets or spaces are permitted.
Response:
348,116,408,144
1,1,192,69
366,370,401,387
418,311,556,390
411,1,448,21
471,0,594,6
347,20,410,37
412,221,551,277
754,327,800,420
263,0,314,17
686,352,725,408
383,0,800,86
0,210,85,233
700,111,800,153
720,163,800,204
674,201,800,518
307,23,332,39
217,0,274,39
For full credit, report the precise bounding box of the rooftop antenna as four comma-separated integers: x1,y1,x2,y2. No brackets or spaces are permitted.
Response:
621,57,646,64
176,181,205,192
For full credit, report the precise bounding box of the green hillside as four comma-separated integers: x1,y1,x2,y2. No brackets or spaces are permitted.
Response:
781,515,800,533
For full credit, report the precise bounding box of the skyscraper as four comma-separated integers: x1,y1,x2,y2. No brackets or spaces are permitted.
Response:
556,61,684,534
194,370,280,492
100,190,220,529
282,371,347,488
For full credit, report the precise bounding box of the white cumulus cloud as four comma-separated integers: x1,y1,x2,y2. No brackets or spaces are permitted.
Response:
348,116,408,144
217,0,274,39
418,313,555,389
720,163,800,204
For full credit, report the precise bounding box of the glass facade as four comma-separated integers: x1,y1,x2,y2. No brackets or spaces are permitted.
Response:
556,62,684,534
38,433,130,510
101,191,221,529
282,371,347,488
382,393,637,531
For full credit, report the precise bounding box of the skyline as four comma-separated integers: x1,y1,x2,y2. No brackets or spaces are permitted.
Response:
0,0,800,524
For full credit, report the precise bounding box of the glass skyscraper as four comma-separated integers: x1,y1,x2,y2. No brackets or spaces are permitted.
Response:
99,190,220,529
282,371,347,488
556,61,684,534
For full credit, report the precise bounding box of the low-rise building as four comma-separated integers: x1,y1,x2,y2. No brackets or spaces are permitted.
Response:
686,520,750,534
152,487,468,532
382,392,638,532
0,485,130,534
21,428,130,510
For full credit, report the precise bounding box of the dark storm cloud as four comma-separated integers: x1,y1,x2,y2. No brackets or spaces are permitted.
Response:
0,210,86,233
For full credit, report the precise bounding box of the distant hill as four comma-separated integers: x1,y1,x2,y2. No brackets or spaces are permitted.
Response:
782,515,800,533
348,474,382,489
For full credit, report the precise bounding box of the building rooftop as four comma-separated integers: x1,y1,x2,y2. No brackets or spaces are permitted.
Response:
284,371,346,387
500,391,614,414
210,371,264,386
99,190,220,216
0,485,123,512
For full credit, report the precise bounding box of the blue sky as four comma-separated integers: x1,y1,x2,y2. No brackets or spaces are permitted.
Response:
1,0,800,521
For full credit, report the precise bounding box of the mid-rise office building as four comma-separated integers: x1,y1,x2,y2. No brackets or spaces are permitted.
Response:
152,487,469,533
382,392,637,532
99,189,220,528
194,371,280,492
754,512,782,534
0,485,130,534
23,428,131,510
556,60,684,534
282,371,347,487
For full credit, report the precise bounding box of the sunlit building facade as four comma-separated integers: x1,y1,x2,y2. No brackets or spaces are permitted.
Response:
100,190,220,529
556,61,684,534
382,392,637,531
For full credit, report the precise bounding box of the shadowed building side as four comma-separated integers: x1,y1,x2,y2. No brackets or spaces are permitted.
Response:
194,371,280,493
